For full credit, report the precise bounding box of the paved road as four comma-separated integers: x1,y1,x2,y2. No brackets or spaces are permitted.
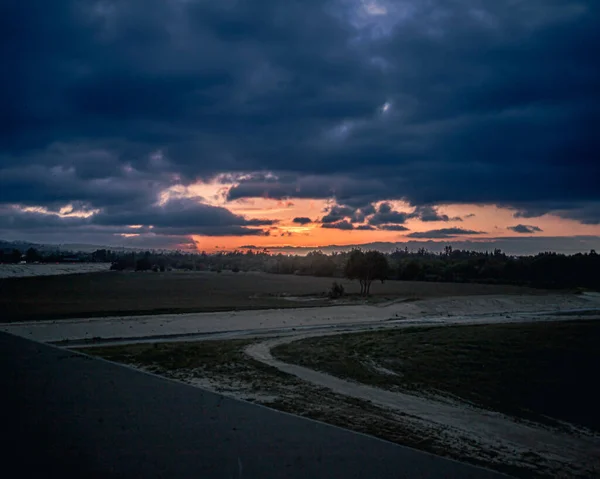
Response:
0,332,505,478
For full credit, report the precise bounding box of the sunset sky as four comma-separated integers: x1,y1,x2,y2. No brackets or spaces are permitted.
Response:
1,1,599,254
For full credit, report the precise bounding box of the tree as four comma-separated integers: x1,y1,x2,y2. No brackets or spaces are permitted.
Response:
135,257,152,271
307,250,336,277
10,249,22,263
25,247,40,263
344,249,389,296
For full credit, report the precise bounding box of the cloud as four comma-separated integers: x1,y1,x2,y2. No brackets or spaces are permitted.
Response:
321,204,357,224
507,224,543,234
511,202,600,225
412,206,448,222
351,203,376,223
377,225,410,231
321,220,355,230
356,225,376,231
92,197,274,234
0,198,274,247
292,217,312,225
406,228,484,238
410,205,463,222
2,0,600,247
368,202,411,225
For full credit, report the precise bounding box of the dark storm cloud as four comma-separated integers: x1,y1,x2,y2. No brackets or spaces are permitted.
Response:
292,217,312,225
377,225,410,232
511,202,600,225
412,206,461,222
2,0,600,244
368,203,411,225
555,205,600,225
351,204,376,223
321,220,355,230
226,175,385,208
508,224,543,234
321,205,356,224
0,147,178,211
92,197,275,234
0,198,273,244
0,206,90,231
407,228,484,239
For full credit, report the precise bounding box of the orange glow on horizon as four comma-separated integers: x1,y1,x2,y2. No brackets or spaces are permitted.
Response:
169,180,600,253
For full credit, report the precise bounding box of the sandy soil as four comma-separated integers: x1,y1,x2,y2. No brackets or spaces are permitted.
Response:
0,263,111,278
3,292,599,345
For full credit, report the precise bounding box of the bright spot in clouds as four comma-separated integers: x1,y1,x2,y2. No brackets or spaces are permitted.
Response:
364,1,387,15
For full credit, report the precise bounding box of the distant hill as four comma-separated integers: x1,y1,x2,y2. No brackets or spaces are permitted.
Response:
0,240,142,254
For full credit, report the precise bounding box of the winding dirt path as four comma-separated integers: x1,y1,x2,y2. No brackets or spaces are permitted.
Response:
245,330,600,476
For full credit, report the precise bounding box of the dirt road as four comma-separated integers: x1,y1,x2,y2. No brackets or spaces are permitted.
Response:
2,293,599,346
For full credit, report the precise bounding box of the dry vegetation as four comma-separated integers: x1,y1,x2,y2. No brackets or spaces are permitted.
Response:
1,270,540,322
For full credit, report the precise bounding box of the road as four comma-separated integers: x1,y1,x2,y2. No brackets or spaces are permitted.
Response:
0,332,505,478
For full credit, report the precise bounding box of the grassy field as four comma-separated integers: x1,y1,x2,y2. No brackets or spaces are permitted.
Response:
274,320,600,431
82,339,521,476
83,321,600,477
0,270,538,322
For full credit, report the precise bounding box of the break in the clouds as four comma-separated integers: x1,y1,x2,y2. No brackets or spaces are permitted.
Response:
1,0,600,251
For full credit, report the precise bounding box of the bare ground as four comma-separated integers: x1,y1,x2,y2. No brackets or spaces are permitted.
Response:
3,292,597,345
0,270,543,322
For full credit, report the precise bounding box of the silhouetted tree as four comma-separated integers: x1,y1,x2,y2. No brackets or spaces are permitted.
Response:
135,257,152,271
344,249,389,296
25,247,41,263
11,249,22,263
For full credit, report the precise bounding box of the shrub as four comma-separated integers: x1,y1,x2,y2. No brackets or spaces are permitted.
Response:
329,281,345,299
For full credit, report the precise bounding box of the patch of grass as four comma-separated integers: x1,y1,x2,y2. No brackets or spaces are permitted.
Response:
83,335,584,477
274,320,600,431
84,339,293,382
86,339,252,371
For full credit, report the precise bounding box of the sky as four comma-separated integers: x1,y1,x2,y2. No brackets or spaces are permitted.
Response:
1,0,599,255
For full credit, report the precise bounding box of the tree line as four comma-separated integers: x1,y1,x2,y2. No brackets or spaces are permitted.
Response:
2,244,598,290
